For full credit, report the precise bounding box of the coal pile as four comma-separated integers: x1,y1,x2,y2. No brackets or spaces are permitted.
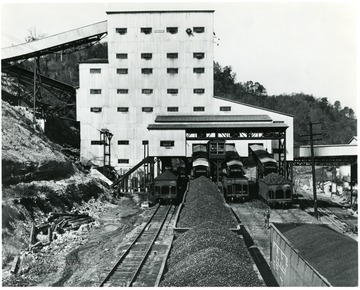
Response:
161,222,262,287
177,176,237,228
262,172,289,185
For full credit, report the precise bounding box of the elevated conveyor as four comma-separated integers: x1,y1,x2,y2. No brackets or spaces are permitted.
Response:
2,20,107,63
2,65,76,98
112,156,155,188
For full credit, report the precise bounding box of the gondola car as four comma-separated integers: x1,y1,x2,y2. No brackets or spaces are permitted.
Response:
191,144,210,178
249,144,292,207
222,144,249,201
249,144,278,178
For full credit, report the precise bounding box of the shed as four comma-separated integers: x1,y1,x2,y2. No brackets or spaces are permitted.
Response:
270,223,358,287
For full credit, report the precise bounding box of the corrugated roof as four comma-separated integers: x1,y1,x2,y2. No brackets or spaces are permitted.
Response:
148,123,288,130
155,115,272,123
274,223,358,287
214,96,294,117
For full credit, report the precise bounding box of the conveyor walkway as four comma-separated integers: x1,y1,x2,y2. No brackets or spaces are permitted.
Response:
2,20,107,62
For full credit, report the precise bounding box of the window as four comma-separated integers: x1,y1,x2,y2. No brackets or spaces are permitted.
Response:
116,28,127,35
117,107,129,112
193,67,205,74
117,68,128,74
90,107,102,113
193,52,205,59
141,53,152,60
193,26,205,33
116,53,128,59
142,68,153,74
160,140,175,147
166,27,178,34
167,68,178,74
141,27,152,34
167,89,178,94
167,53,178,59
91,140,103,145
193,88,205,94
90,68,101,74
118,159,129,164
118,140,129,145
142,107,153,112
193,106,205,112
90,89,101,94
142,89,153,95
117,89,129,94
167,107,179,112
220,106,231,111
142,140,149,145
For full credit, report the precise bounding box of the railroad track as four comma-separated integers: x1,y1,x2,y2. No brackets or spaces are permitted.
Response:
100,204,175,287
299,195,356,236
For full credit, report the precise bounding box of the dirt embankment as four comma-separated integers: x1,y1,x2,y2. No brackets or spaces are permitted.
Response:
1,101,149,286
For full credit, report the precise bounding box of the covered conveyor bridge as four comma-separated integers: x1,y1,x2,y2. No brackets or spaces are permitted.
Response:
293,143,357,166
2,21,107,63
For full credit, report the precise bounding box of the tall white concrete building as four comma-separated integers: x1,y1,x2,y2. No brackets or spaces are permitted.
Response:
76,10,293,172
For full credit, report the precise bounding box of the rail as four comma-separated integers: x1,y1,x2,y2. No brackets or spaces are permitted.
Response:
299,195,357,238
99,204,173,287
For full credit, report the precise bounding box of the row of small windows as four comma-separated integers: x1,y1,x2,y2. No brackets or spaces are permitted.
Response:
90,88,205,95
114,52,204,60
90,66,205,76
115,26,205,35
90,106,231,113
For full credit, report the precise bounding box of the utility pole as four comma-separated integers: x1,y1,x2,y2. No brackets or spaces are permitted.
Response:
300,121,322,220
33,57,37,125
309,122,319,219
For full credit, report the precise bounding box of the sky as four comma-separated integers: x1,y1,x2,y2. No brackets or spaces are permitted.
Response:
1,0,359,114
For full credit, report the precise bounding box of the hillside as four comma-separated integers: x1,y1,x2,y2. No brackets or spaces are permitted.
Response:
214,62,357,145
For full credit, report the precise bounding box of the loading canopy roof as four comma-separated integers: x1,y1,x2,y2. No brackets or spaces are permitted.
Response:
154,115,272,123
148,122,288,131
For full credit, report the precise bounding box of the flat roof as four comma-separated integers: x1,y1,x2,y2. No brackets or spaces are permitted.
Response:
155,115,272,123
148,122,288,130
106,10,215,14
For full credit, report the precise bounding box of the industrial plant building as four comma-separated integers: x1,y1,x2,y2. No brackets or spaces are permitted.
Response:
76,10,294,173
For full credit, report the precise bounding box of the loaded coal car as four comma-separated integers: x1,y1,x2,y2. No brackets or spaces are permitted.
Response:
258,173,292,208
222,144,249,202
153,157,188,204
270,223,358,287
191,144,210,178
153,169,187,204
249,144,292,207
249,144,278,178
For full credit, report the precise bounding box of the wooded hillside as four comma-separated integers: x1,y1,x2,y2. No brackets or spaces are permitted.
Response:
214,62,357,146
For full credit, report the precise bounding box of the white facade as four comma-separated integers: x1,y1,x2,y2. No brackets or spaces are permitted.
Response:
76,10,294,171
